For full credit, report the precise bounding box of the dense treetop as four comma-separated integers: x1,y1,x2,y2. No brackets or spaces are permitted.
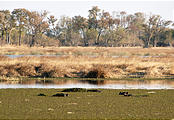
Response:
0,6,174,47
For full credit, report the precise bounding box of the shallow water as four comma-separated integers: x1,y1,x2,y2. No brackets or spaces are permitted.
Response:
4,55,161,58
5,55,63,58
0,79,174,89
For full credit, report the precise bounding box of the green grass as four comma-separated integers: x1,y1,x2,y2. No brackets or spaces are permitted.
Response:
0,89,174,119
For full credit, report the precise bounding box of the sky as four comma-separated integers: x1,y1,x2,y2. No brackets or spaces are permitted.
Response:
0,1,174,21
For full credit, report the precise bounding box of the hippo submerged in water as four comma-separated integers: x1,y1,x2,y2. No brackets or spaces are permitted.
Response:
119,92,132,97
37,93,46,96
87,89,101,92
52,93,69,97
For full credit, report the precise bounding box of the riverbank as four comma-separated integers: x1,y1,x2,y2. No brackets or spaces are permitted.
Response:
0,89,173,119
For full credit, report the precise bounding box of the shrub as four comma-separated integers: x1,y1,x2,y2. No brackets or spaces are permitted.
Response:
85,68,106,78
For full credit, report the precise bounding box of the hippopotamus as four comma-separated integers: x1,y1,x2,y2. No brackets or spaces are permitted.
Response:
37,93,46,96
52,93,69,97
87,89,101,92
119,92,128,95
119,92,132,97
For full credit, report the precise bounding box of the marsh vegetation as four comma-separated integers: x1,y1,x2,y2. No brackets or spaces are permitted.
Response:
0,47,174,79
0,89,174,119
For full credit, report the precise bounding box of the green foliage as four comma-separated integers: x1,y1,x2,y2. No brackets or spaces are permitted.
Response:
86,28,98,45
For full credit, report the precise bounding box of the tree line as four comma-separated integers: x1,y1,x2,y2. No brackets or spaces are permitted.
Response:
0,6,174,47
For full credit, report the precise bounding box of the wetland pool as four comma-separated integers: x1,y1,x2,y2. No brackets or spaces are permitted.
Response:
4,55,162,58
0,79,174,89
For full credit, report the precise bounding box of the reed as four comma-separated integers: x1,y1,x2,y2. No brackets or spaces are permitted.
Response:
0,55,174,78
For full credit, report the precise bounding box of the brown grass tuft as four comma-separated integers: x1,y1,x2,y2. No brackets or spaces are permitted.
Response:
0,65,19,77
85,67,107,78
16,63,37,77
116,64,129,70
34,64,65,78
0,47,174,79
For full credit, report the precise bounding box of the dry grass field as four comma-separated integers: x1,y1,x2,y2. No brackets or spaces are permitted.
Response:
1,45,174,56
0,47,174,78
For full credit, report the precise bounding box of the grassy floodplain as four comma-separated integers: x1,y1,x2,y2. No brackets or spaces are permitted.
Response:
0,89,173,119
0,46,174,119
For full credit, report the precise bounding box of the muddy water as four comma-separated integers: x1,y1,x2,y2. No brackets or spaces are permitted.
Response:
0,79,174,89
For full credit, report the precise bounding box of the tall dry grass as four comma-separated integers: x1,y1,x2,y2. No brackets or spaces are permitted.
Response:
1,46,174,56
0,55,174,78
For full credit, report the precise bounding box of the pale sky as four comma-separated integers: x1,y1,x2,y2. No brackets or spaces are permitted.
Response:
0,1,174,21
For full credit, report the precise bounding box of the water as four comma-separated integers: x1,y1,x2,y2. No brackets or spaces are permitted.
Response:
4,55,63,58
4,55,161,58
0,79,174,89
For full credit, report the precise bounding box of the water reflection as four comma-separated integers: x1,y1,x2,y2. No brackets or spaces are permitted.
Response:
79,80,106,85
5,55,62,58
0,79,174,89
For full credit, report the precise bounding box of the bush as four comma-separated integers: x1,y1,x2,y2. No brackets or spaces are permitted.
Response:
85,68,106,78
